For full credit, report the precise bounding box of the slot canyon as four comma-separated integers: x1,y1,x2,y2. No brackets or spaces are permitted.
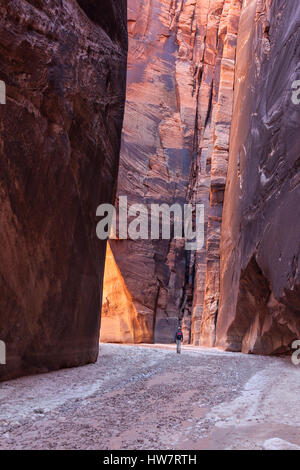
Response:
0,0,299,452
100,0,300,354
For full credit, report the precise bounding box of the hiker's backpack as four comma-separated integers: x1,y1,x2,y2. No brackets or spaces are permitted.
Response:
176,331,183,340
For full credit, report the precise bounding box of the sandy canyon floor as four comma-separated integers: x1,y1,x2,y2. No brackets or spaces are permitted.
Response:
0,343,299,450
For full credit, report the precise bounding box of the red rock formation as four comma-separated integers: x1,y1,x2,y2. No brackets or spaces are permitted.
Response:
216,0,300,354
102,0,299,354
102,0,199,343
102,0,244,344
0,0,127,381
188,0,242,347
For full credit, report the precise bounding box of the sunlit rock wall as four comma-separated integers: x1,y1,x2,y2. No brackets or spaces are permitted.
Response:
188,0,242,347
100,243,148,343
0,0,127,380
102,0,243,344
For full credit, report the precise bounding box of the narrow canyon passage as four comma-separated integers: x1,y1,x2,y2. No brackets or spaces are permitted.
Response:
0,344,299,450
0,0,299,455
100,0,300,354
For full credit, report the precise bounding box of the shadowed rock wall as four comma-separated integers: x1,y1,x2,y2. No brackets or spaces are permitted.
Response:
216,0,300,354
0,0,127,380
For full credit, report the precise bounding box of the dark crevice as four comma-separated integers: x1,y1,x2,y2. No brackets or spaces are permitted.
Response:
77,0,127,47
204,81,213,128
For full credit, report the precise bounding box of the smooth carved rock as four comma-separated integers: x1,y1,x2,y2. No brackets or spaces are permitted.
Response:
217,0,300,354
0,0,127,380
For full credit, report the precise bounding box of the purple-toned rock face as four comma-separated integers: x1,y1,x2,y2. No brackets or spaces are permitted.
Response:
217,0,300,354
0,0,127,381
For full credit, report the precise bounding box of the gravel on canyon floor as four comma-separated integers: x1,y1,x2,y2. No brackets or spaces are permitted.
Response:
0,343,299,450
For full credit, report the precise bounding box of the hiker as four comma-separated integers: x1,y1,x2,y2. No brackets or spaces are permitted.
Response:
174,326,183,354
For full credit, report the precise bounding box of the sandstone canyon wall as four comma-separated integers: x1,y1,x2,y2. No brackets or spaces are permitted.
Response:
102,0,299,354
216,0,300,354
0,0,127,381
101,0,243,344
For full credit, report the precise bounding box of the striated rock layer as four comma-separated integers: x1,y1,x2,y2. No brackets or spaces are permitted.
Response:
0,0,127,380
216,0,300,354
187,0,242,347
101,0,243,344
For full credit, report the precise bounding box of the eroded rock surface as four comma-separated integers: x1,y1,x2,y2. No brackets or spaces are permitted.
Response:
102,0,243,344
216,0,300,353
0,0,127,380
